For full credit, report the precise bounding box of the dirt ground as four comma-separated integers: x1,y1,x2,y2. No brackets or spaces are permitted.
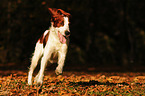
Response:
0,63,145,95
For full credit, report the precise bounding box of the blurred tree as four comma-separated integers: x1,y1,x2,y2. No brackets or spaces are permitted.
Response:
0,0,145,67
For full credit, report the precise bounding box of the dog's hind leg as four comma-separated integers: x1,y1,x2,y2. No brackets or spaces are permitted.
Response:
28,43,43,85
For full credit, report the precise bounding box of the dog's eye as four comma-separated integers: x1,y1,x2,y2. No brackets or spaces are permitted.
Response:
60,22,64,25
52,17,57,21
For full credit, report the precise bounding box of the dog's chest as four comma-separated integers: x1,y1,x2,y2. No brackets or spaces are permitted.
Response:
47,32,65,50
44,31,68,63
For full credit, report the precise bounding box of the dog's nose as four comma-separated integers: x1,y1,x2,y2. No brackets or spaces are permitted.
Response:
65,31,70,36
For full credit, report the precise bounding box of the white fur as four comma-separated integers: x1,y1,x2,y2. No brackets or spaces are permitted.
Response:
28,17,69,85
55,17,70,35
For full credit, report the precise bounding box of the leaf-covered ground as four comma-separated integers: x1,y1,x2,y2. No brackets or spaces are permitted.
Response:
0,70,145,95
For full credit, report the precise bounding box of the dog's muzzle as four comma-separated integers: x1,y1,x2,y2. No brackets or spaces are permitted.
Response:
65,31,70,37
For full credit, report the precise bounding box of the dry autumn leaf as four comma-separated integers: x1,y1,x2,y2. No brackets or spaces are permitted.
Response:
0,71,145,95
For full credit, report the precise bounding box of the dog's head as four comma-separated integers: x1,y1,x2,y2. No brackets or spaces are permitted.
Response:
48,8,71,43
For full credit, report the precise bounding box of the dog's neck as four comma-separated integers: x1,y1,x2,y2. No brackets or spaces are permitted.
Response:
48,17,70,44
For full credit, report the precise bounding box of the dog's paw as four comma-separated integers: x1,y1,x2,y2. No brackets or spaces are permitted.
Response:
34,75,44,85
34,79,43,85
28,76,32,85
34,74,39,83
28,80,32,85
55,69,62,75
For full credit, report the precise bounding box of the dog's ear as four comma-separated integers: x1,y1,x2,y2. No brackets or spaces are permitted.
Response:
58,9,71,17
48,8,71,18
48,8,57,17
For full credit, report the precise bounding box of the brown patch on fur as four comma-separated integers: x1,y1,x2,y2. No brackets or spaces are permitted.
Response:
57,9,71,17
48,8,70,27
48,8,70,17
52,16,64,27
43,32,49,47
39,35,44,43
38,31,50,48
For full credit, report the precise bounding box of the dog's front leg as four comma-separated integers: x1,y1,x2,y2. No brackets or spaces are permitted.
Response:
34,56,47,84
55,47,67,75
55,54,66,75
28,43,43,85
35,50,52,84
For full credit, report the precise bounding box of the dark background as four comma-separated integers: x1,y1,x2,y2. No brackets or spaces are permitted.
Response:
0,0,145,71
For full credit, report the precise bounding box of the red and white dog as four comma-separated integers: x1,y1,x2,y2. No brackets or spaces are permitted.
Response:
28,8,70,85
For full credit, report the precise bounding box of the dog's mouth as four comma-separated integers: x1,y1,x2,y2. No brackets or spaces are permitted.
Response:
58,31,70,44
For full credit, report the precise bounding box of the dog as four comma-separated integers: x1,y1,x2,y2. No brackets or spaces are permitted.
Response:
28,8,71,85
